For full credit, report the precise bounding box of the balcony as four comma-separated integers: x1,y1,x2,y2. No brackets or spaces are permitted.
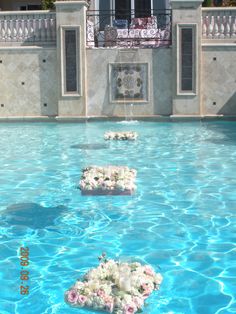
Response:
86,9,172,48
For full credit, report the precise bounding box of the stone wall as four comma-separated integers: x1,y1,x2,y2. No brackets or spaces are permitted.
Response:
86,47,172,116
0,0,236,119
0,47,58,117
202,45,236,115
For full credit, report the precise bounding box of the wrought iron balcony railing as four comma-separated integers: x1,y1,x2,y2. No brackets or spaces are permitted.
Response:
86,9,172,48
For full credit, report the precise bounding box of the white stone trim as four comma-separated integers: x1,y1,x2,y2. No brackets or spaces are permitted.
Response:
176,23,198,95
60,25,82,97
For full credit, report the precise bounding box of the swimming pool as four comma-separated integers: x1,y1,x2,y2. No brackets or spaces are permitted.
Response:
0,121,235,314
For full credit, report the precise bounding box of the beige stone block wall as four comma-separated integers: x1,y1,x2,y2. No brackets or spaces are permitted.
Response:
201,45,236,116
0,47,58,117
86,48,172,117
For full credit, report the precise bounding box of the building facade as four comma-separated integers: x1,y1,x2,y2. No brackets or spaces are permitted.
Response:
0,0,235,119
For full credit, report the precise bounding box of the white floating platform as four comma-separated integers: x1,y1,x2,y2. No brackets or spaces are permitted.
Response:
79,166,137,196
104,131,138,140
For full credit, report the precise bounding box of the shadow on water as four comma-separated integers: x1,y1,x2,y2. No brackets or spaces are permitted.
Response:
70,144,109,150
203,121,236,145
1,203,66,229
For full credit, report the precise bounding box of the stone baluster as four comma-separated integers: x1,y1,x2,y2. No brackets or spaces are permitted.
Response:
12,19,17,41
38,19,42,41
0,21,3,41
4,20,8,41
232,16,236,38
29,19,34,41
34,18,40,42
18,20,23,41
46,18,51,41
32,18,36,41
7,20,12,41
49,18,53,41
51,18,56,41
0,21,4,41
208,15,214,38
3,20,7,41
41,19,46,42
205,15,209,38
225,15,230,38
49,18,54,41
26,19,30,41
22,19,27,40
15,19,19,41
25,19,29,41
219,16,225,39
216,16,221,39
44,18,48,41
213,15,219,39
202,16,207,38
9,19,13,40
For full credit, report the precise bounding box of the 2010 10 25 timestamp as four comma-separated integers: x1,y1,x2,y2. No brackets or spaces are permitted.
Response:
19,247,30,295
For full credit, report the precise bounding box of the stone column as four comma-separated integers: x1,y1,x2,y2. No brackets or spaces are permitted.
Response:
171,0,203,116
55,0,89,117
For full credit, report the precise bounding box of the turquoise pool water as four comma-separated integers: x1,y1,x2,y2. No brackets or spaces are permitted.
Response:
0,121,235,314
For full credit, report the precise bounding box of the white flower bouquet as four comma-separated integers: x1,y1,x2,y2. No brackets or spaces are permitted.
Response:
79,166,137,195
65,253,163,314
104,132,138,141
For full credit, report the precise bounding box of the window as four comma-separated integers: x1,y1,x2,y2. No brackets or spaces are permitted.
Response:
28,5,42,10
135,0,151,18
115,0,131,20
65,30,77,92
96,0,169,31
61,27,81,96
20,4,42,10
177,24,197,94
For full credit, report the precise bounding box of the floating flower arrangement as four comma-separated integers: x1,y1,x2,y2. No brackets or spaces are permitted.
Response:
79,166,137,195
104,132,138,141
65,253,163,314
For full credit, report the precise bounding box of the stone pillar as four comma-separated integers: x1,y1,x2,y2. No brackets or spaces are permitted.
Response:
55,0,88,116
171,0,203,116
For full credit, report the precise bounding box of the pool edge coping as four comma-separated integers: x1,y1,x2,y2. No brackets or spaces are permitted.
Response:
0,115,236,122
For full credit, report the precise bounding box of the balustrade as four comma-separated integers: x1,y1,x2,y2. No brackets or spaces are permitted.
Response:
202,8,236,40
0,11,56,44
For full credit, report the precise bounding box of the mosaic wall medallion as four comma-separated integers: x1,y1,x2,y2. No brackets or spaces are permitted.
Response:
109,63,148,103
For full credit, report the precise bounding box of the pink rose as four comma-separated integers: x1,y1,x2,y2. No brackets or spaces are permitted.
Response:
66,289,79,304
97,289,105,297
144,266,154,276
78,294,87,304
123,304,137,314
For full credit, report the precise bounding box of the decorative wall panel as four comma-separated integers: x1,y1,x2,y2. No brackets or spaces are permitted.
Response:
109,63,148,103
